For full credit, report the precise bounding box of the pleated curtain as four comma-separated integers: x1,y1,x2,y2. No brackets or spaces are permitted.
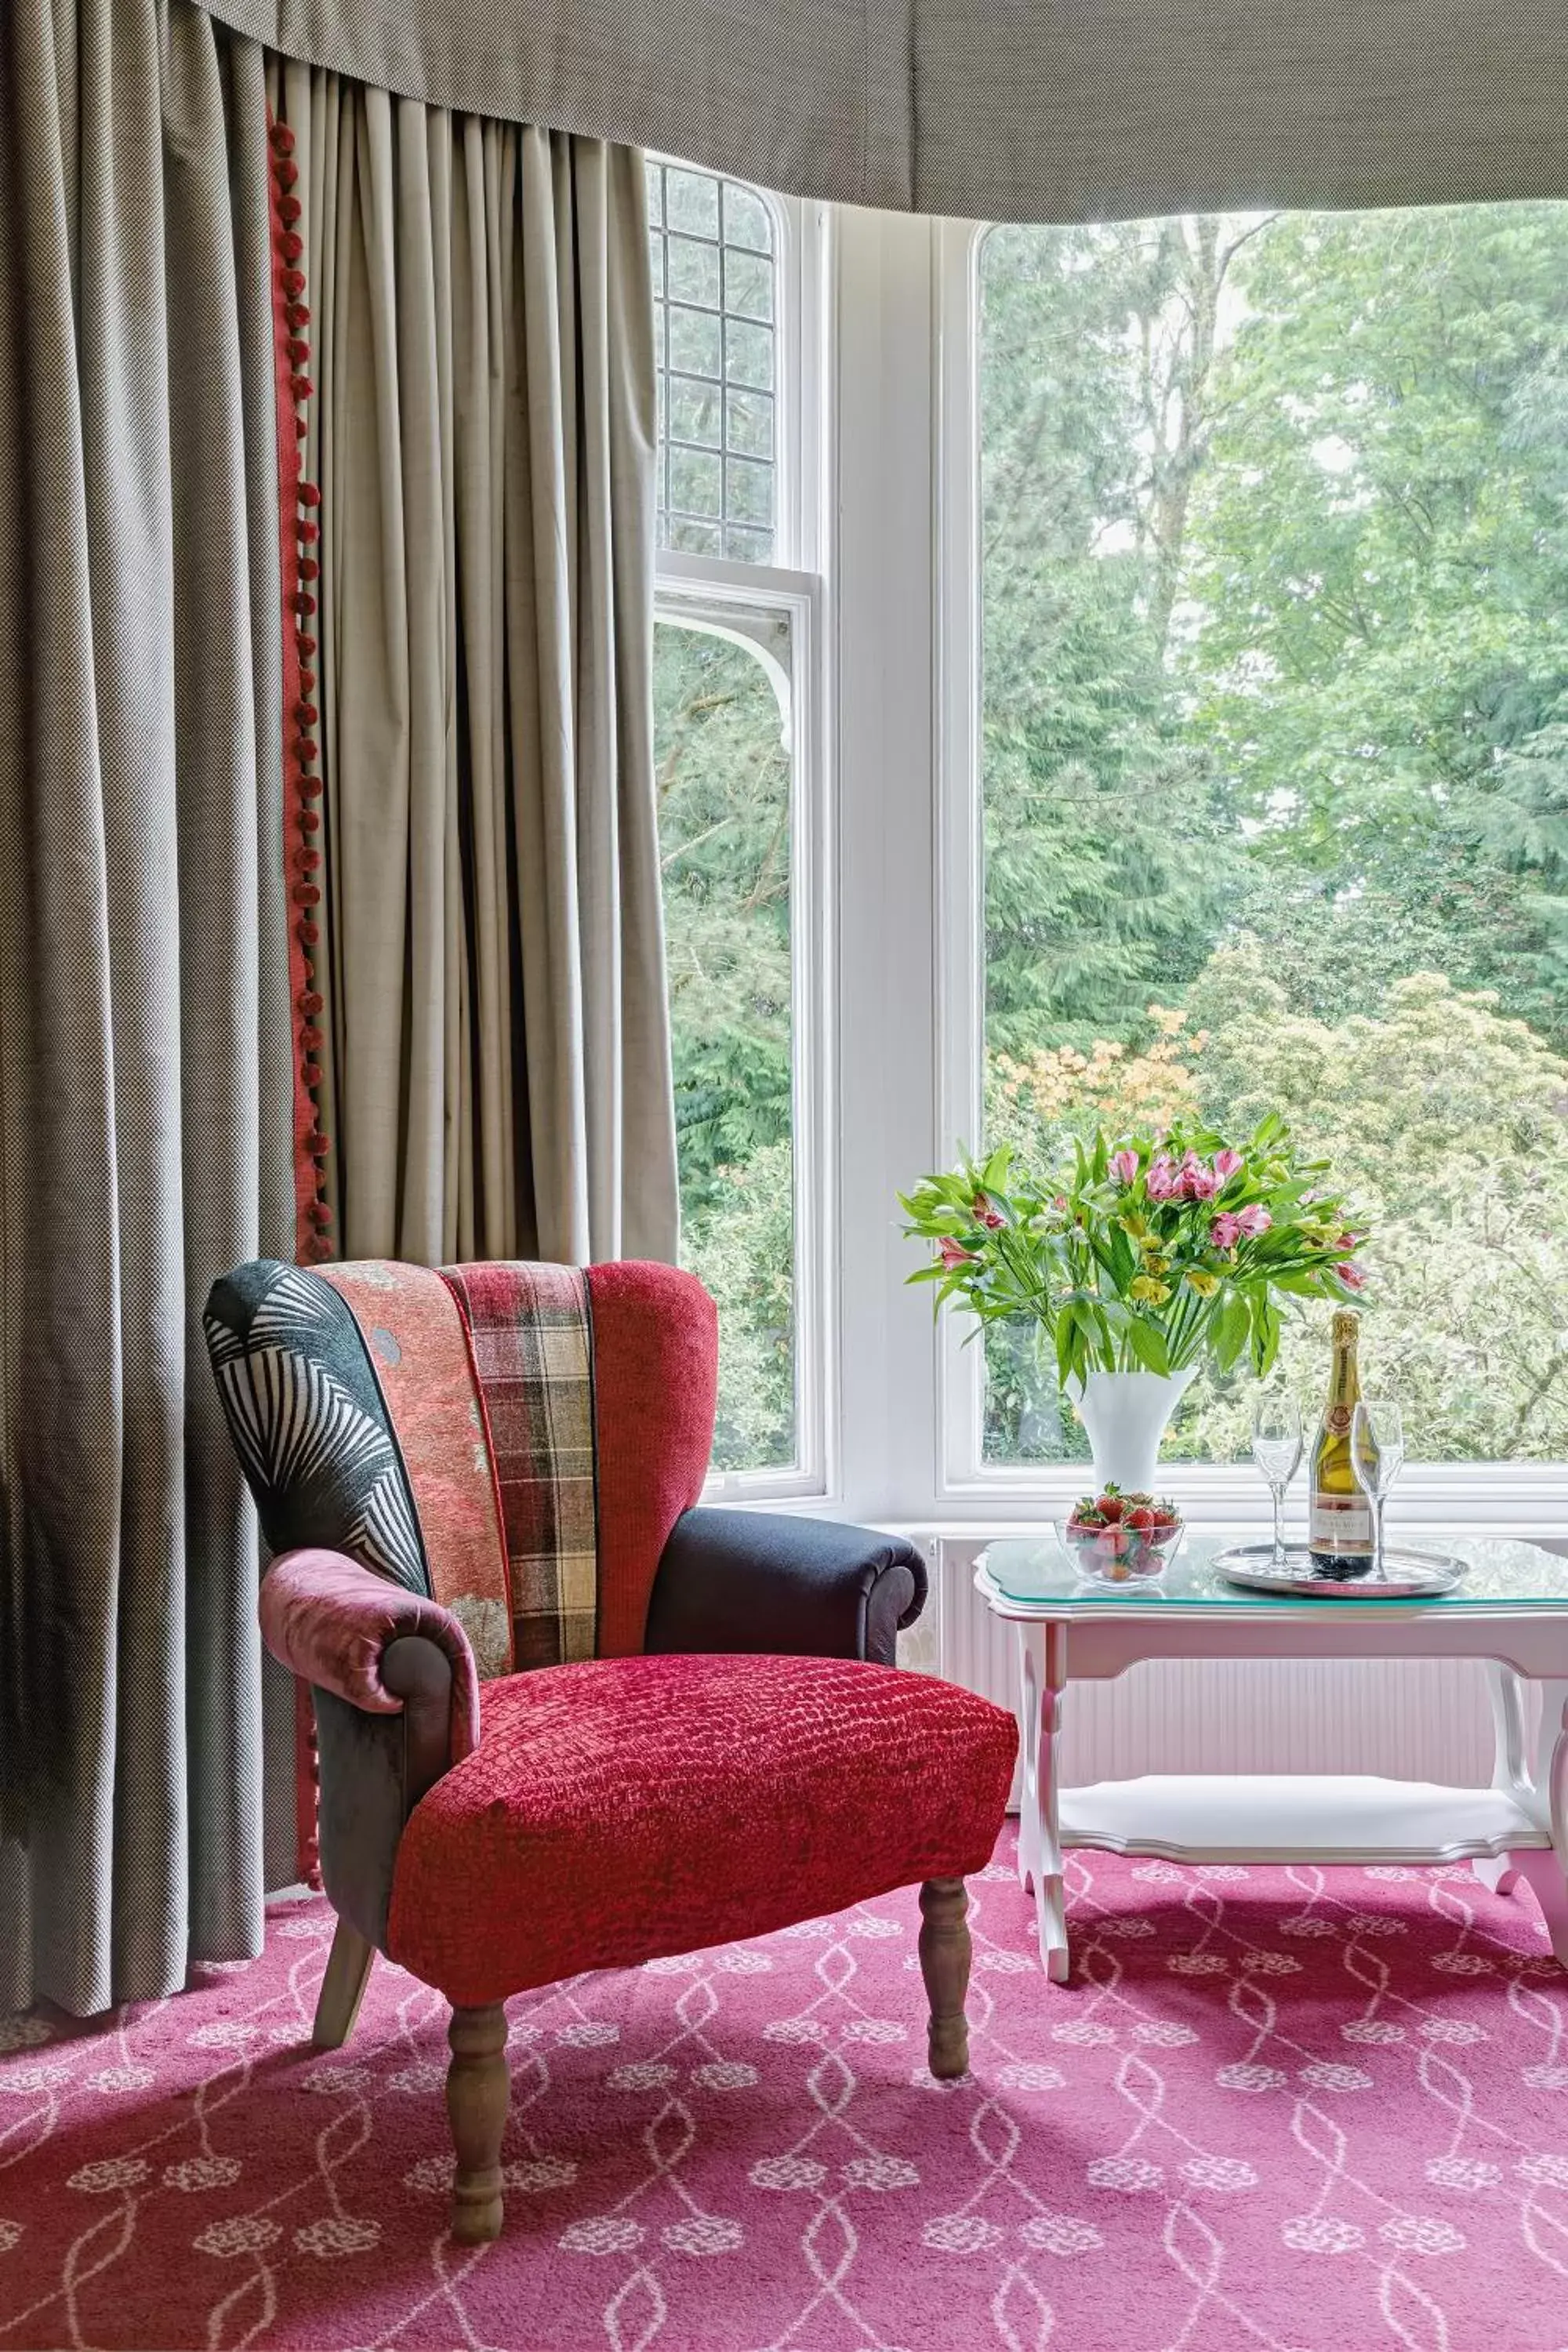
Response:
278,64,677,1266
0,0,296,2013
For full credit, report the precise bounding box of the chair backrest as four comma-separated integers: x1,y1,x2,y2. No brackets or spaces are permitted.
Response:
205,1258,718,1675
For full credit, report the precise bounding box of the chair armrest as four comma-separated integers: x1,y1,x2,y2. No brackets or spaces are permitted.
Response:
260,1547,481,1762
260,1548,483,1949
643,1510,928,1668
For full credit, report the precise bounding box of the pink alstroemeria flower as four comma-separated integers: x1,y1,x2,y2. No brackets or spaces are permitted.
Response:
971,1193,1004,1230
1182,1155,1220,1201
939,1237,977,1269
1109,1148,1140,1185
1234,1203,1272,1237
1209,1211,1242,1251
1145,1156,1180,1201
1213,1148,1244,1182
1338,1261,1367,1290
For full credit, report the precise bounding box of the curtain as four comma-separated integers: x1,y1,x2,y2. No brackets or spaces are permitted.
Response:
0,0,296,2012
278,64,677,1266
189,1,1568,225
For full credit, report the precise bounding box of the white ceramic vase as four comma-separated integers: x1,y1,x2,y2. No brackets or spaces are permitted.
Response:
1066,1367,1197,1496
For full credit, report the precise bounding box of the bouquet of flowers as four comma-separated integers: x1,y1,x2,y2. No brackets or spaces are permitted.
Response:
900,1115,1365,1387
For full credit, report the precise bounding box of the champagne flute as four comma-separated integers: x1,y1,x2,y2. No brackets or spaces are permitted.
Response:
1251,1396,1302,1569
1351,1399,1405,1582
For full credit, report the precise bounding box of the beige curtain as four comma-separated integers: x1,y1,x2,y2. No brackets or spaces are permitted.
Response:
279,64,677,1265
0,0,296,2012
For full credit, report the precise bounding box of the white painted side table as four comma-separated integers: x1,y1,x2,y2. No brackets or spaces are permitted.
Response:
975,1534,1568,1984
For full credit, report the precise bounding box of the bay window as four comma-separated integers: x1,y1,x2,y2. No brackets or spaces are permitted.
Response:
651,179,1568,1532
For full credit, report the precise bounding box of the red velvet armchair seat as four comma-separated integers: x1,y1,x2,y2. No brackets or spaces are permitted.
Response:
205,1256,1017,2241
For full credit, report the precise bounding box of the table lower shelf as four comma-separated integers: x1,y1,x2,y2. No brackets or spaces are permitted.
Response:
1055,1773,1552,1867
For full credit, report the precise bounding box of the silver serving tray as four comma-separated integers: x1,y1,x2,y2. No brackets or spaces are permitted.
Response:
1214,1542,1467,1599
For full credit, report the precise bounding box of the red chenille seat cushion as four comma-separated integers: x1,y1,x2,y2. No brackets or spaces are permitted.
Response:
386,1652,1018,2006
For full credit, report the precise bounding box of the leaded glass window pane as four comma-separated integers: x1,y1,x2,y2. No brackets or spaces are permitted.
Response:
648,162,779,564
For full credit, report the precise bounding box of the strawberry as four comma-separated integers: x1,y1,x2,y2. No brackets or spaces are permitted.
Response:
1125,1505,1157,1531
1096,1493,1125,1524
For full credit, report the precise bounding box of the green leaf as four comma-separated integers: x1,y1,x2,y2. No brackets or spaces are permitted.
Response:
1125,1316,1171,1376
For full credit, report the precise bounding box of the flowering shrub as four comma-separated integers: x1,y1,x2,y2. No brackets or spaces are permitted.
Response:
901,1116,1364,1386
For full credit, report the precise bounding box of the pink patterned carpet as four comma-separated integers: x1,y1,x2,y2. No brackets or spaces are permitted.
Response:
3,1831,1568,2352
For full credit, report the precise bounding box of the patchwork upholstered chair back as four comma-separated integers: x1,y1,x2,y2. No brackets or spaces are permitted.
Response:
205,1258,719,1671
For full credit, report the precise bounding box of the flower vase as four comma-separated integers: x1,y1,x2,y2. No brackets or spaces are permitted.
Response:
1065,1367,1197,1497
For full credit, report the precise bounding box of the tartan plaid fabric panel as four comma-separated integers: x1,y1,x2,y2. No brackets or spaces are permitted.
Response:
440,1263,599,1668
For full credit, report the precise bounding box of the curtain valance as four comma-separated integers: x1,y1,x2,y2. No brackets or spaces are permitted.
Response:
188,1,1568,222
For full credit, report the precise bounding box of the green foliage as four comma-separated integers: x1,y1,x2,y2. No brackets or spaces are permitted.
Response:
654,620,795,1466
980,225,1237,1054
976,202,1568,1465
1176,955,1568,1463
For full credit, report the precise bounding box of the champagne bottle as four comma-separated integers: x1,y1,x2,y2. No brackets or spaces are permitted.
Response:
1309,1309,1374,1573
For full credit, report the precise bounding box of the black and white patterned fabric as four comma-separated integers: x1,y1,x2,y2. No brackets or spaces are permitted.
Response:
205,1262,431,1597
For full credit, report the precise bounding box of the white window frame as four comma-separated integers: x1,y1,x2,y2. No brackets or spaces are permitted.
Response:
653,180,836,1503
926,212,1568,1534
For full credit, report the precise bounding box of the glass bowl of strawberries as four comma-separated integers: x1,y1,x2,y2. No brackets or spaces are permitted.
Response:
1059,1487,1183,1583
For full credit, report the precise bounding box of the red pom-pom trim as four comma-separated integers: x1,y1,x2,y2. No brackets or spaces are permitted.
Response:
298,920,320,947
299,482,321,508
270,121,296,155
292,882,321,906
310,1200,333,1229
299,991,324,1017
281,231,303,262
299,634,317,657
295,702,319,726
283,269,305,296
299,557,319,583
299,521,319,546
288,337,310,365
292,591,316,618
300,1025,323,1051
300,809,321,834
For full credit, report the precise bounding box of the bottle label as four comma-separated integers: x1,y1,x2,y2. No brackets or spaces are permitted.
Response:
1310,1494,1373,1552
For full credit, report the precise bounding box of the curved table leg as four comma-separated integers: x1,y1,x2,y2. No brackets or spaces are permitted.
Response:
1015,1620,1069,1983
1525,1679,1568,1968
1478,1664,1531,1901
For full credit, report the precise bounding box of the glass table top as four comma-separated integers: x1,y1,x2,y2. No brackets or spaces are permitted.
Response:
979,1531,1568,1609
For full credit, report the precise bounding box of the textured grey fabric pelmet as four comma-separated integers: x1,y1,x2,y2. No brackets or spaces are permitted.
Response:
0,0,295,2013
187,2,1568,223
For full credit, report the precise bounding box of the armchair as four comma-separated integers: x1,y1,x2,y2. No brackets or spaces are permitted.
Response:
207,1256,1016,2242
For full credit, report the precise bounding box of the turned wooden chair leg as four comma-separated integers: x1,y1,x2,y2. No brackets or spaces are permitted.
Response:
311,1919,376,2051
920,1878,972,2079
447,2003,510,2243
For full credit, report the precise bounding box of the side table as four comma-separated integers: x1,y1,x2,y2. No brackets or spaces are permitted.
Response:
976,1533,1568,1984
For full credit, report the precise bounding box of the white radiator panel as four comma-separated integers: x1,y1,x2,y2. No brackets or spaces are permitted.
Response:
899,1538,1494,1794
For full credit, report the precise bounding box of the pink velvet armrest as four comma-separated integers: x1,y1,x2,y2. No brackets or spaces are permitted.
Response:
260,1548,482,1764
